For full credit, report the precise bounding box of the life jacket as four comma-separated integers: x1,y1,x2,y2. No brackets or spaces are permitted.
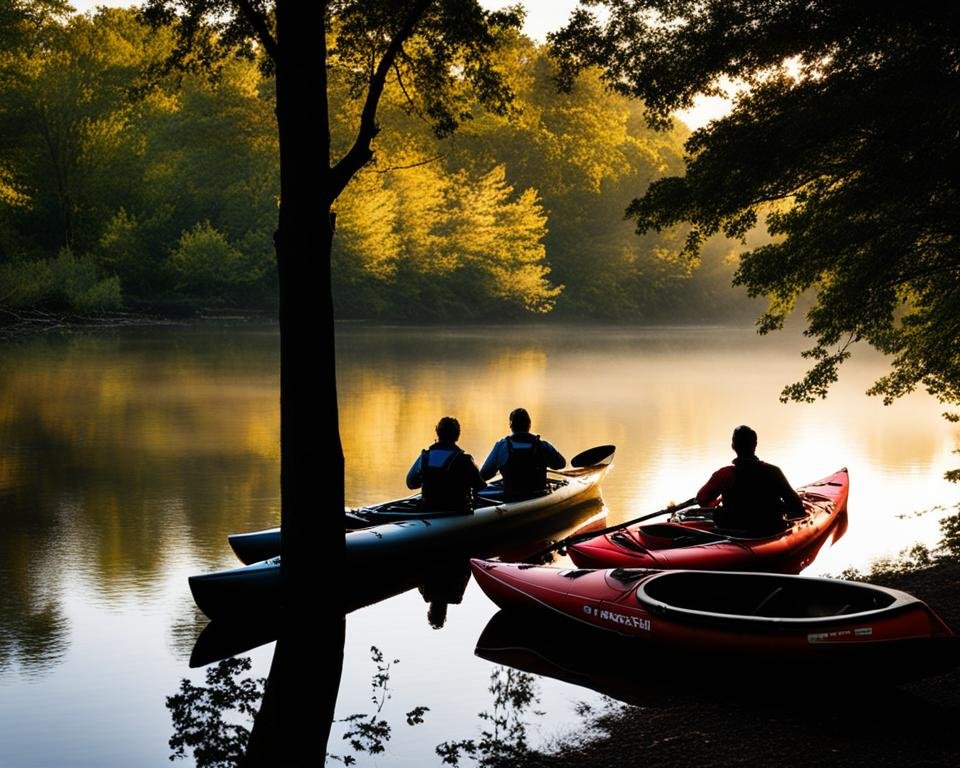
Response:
501,434,547,499
420,447,473,514
717,458,788,533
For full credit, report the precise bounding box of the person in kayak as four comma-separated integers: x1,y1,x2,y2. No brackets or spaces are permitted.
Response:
480,407,566,499
407,416,486,514
697,425,805,534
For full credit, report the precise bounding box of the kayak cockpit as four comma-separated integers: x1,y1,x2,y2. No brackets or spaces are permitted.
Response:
637,571,902,620
353,477,570,523
633,523,731,550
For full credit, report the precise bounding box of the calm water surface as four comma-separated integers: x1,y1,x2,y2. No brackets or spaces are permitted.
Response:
0,323,957,766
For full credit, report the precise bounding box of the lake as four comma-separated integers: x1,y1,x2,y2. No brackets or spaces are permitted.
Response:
0,323,956,766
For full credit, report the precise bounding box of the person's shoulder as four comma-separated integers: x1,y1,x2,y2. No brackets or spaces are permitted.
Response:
457,451,481,469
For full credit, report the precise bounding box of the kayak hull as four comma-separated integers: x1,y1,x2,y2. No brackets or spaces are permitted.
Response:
568,468,849,572
469,560,954,660
229,446,616,565
190,447,614,621
189,558,282,624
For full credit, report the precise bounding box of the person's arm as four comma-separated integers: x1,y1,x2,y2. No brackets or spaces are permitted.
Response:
479,440,503,481
776,468,806,518
540,440,566,470
696,467,732,507
406,454,423,490
463,453,488,490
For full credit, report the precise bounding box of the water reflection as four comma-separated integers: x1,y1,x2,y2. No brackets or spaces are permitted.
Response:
419,561,471,630
0,328,280,596
171,636,541,768
1,323,958,766
472,609,960,768
167,656,265,767
175,497,608,764
0,488,69,674
187,498,607,668
435,667,541,767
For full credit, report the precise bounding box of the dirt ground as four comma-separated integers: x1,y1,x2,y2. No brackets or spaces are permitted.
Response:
513,559,960,768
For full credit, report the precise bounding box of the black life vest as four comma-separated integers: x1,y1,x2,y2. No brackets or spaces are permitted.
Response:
420,447,473,514
501,434,547,499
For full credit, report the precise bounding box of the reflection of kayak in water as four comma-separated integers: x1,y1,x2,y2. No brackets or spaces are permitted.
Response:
470,561,959,675
227,444,616,564
189,448,614,622
567,468,848,572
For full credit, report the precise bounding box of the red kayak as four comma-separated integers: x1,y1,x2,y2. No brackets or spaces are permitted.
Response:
469,560,955,660
567,468,849,572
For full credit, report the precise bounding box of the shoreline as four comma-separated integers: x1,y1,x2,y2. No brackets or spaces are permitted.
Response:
507,552,960,768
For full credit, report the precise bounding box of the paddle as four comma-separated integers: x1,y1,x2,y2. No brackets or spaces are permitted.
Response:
527,496,700,561
569,444,616,468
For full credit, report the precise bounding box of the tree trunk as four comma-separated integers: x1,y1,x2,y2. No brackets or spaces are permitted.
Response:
262,1,345,761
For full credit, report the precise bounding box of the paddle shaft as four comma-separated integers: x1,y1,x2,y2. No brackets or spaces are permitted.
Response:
528,497,699,560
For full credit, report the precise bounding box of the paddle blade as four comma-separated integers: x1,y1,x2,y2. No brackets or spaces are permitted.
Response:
570,444,616,468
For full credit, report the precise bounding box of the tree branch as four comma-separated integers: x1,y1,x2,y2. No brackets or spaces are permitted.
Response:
329,0,433,203
233,0,279,61
372,153,445,173
393,51,431,126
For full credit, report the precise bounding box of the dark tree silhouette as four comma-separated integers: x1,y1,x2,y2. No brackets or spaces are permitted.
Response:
141,0,521,759
552,0,960,460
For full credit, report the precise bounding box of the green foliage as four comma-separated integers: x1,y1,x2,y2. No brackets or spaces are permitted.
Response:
169,221,266,299
0,4,757,322
839,504,960,581
553,0,960,469
333,157,560,319
331,34,729,321
0,249,121,313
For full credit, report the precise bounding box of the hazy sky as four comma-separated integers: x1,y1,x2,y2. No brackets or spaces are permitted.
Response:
68,0,728,128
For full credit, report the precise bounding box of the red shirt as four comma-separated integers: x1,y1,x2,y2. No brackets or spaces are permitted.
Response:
696,465,736,507
697,458,804,517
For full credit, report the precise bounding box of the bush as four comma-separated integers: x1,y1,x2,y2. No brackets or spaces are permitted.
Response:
167,222,270,303
0,249,123,313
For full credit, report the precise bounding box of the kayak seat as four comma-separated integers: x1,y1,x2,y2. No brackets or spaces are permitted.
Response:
495,477,567,503
611,531,647,552
637,524,728,549
713,526,784,540
751,587,784,615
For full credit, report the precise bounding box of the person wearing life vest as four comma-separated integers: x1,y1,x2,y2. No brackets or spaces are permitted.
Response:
406,416,486,514
480,407,566,500
696,425,805,534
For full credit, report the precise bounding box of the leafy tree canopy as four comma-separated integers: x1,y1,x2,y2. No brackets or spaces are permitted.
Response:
553,0,960,419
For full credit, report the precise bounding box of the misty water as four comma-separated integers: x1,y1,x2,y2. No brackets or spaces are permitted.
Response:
0,323,957,766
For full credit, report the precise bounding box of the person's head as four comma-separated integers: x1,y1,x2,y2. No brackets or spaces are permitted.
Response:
435,416,461,443
731,425,758,457
509,407,531,433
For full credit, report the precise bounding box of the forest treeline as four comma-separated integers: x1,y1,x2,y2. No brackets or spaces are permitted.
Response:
0,5,757,322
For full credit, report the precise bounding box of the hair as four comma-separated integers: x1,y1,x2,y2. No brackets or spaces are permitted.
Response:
509,407,531,432
732,425,758,455
435,416,461,442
